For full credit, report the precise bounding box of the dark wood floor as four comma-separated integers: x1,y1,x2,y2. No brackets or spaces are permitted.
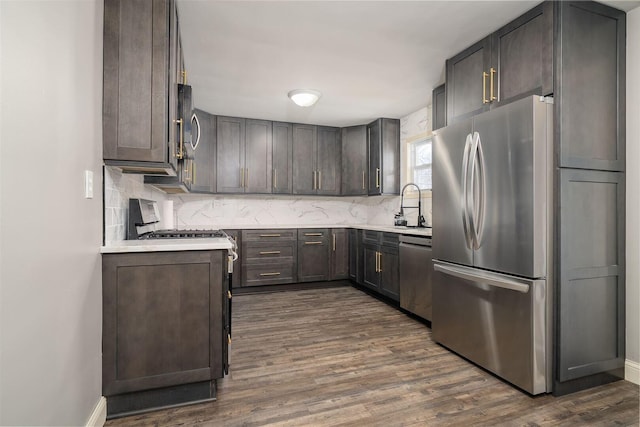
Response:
107,286,639,426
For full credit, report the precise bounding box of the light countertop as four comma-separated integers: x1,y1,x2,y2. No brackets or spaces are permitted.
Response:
101,237,233,254
221,224,432,237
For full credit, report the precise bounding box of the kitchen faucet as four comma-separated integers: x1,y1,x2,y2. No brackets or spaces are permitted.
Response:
395,183,426,228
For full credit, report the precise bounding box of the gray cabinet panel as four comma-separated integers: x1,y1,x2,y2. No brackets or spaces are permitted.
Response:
432,84,446,131
102,251,226,396
216,116,245,193
330,229,349,280
292,124,317,194
446,37,491,124
368,119,400,196
492,2,553,105
245,119,272,193
557,1,625,171
103,0,171,164
362,244,379,290
379,246,399,301
367,121,381,195
297,229,329,282
272,122,293,194
341,126,367,195
317,126,341,195
558,169,625,382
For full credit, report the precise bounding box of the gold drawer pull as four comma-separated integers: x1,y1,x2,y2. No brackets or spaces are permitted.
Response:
304,241,323,245
259,251,281,255
228,334,232,344
304,233,323,236
259,272,281,276
227,291,232,299
259,234,281,237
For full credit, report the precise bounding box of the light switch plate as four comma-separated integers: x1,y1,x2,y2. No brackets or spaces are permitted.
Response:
84,170,94,199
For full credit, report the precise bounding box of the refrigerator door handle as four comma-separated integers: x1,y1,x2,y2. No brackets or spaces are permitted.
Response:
433,261,531,293
461,133,474,250
468,132,480,248
472,131,486,249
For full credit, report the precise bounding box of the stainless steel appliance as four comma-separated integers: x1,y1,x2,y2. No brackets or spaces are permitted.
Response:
432,96,553,395
127,198,238,374
399,235,433,321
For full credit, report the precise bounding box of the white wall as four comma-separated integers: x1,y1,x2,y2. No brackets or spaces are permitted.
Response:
0,1,104,425
625,6,640,377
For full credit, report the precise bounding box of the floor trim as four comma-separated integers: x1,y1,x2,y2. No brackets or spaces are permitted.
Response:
86,396,107,427
625,359,640,385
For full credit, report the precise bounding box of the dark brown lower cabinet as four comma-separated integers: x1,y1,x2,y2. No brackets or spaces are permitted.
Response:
330,228,349,280
297,229,329,282
102,250,227,418
360,232,400,302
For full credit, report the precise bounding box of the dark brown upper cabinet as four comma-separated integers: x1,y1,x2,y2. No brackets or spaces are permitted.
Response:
432,84,446,131
293,125,341,195
446,2,552,124
556,1,625,172
272,122,293,194
367,118,400,196
341,125,368,196
216,117,272,194
103,0,182,176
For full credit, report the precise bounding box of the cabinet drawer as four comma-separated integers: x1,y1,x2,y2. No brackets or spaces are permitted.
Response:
381,232,399,248
242,263,296,286
362,230,381,245
243,241,296,265
298,228,329,242
242,229,296,242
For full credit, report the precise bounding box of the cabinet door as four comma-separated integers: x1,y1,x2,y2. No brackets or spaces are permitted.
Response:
380,118,400,195
491,2,553,106
216,116,245,193
167,0,180,171
379,246,399,302
445,36,492,124
341,126,367,195
367,120,382,195
102,250,225,396
316,126,341,195
244,119,272,194
348,229,358,282
189,109,216,193
362,244,379,290
272,122,293,194
330,229,349,280
432,84,446,131
103,0,170,163
298,241,329,282
557,1,625,171
292,124,317,194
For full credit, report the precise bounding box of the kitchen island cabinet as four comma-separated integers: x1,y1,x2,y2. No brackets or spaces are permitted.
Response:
102,249,228,418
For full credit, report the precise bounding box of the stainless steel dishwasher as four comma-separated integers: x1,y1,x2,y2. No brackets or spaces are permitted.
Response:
399,234,433,321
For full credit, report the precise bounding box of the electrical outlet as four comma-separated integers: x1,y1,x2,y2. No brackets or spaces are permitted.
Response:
84,170,94,199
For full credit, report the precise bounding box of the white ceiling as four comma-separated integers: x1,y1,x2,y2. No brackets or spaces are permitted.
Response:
177,0,639,128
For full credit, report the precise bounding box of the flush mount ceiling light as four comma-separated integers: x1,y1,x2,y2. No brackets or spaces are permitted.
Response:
288,89,321,107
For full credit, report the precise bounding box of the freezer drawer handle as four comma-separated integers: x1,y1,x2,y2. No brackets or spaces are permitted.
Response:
433,262,530,293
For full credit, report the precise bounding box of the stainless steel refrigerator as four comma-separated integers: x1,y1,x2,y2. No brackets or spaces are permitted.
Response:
432,95,553,395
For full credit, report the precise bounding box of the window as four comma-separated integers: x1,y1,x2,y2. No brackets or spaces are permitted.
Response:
408,137,432,190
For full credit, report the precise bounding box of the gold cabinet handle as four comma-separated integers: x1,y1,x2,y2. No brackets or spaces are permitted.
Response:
174,118,184,159
490,67,497,101
259,234,281,237
181,70,187,85
273,168,277,189
376,168,380,189
304,241,323,245
333,234,336,251
313,170,317,190
378,252,383,272
227,291,232,299
240,168,244,188
318,170,322,190
259,250,281,255
304,233,323,236
375,251,380,272
362,170,365,190
245,168,249,188
259,272,281,276
228,333,232,344
192,161,196,185
482,71,489,104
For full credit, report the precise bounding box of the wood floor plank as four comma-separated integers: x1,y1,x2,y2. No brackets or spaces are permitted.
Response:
106,287,639,426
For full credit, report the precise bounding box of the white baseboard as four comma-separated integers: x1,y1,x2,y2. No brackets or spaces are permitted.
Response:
86,396,107,427
625,359,640,385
